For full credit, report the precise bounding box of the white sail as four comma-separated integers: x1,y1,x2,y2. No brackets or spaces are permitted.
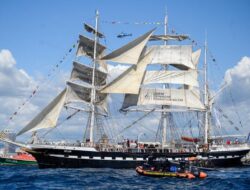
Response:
184,49,201,90
138,88,204,110
143,70,199,87
149,45,195,70
121,88,205,111
76,35,106,58
101,50,152,94
192,49,201,67
17,89,67,136
70,61,107,86
101,29,155,64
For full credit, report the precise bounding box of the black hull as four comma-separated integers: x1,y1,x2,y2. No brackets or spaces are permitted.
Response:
26,147,249,169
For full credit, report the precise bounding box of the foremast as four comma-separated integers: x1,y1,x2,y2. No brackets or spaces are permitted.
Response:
89,10,99,144
16,11,108,145
161,12,169,147
203,35,211,146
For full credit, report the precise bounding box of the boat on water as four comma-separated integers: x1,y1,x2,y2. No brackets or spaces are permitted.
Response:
0,11,249,169
0,151,37,165
135,158,207,179
0,130,37,165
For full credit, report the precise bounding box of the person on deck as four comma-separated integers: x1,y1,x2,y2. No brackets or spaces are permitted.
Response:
30,131,40,144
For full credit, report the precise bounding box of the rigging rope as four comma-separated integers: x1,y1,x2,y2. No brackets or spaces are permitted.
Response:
4,40,78,128
227,72,244,128
41,109,81,138
101,20,163,25
215,107,241,132
116,109,155,137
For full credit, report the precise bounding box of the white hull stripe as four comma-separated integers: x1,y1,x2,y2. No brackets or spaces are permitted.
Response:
136,158,144,161
48,154,240,160
126,158,133,161
68,155,78,158
93,157,101,160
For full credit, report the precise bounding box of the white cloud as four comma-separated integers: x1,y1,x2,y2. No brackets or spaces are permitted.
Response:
3,50,248,144
0,49,16,67
0,49,67,141
215,56,250,134
0,50,34,96
107,63,128,82
0,50,130,143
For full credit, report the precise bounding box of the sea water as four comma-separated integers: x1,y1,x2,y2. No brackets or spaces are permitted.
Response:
0,166,249,189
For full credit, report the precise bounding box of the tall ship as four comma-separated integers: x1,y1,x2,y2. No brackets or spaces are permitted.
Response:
1,11,249,168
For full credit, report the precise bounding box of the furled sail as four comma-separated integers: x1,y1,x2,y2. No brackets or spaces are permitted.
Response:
84,23,105,38
66,81,107,104
149,34,189,41
70,61,107,86
17,89,67,136
66,81,108,115
101,50,152,94
149,45,195,70
122,88,205,111
76,35,106,58
143,70,199,87
100,28,155,64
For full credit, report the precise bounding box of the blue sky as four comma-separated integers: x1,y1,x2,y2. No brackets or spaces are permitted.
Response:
0,0,250,140
1,0,250,85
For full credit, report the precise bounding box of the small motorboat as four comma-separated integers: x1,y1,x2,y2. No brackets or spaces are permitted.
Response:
135,158,207,179
136,166,207,179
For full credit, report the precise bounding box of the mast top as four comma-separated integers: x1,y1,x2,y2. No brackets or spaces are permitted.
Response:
164,8,168,45
96,9,99,16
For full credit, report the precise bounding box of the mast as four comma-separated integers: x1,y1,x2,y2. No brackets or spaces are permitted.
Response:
89,10,99,144
204,34,209,144
161,10,168,147
164,8,168,45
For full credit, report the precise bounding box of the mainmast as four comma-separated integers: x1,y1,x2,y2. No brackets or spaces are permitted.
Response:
89,10,99,144
204,34,209,145
161,10,168,147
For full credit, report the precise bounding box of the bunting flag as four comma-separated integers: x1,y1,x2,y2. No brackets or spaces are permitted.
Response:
215,106,242,132
5,41,78,125
101,20,163,25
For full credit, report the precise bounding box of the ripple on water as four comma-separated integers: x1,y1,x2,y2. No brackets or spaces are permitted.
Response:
0,166,250,190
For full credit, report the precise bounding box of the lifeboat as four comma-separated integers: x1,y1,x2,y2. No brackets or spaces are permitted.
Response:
181,136,200,143
136,165,207,179
0,151,37,165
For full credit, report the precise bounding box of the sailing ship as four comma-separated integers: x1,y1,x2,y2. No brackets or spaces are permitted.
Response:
1,11,249,169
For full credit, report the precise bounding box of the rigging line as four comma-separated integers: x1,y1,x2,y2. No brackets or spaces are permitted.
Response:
101,20,164,25
103,117,115,142
41,109,81,138
137,122,158,134
54,127,67,141
168,24,202,49
4,40,78,127
227,73,244,128
188,121,196,146
180,115,197,135
116,108,155,136
215,89,243,130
